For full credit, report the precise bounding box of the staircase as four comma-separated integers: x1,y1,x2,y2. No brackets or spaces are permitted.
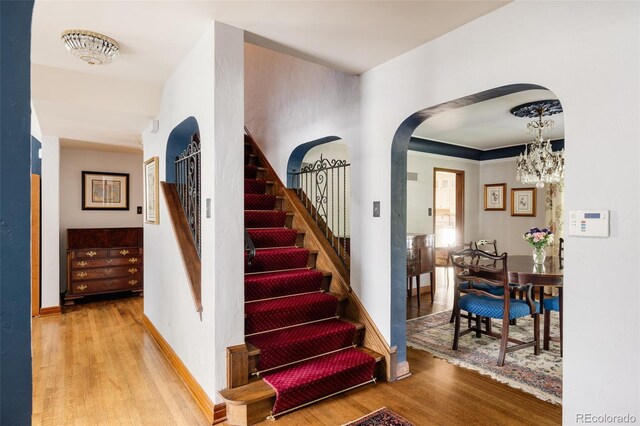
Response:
219,134,382,425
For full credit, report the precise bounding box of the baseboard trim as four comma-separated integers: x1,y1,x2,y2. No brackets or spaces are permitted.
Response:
213,403,227,425
395,361,411,380
38,306,61,316
142,314,222,424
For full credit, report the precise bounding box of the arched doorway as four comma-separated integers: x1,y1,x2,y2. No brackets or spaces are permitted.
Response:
389,83,564,363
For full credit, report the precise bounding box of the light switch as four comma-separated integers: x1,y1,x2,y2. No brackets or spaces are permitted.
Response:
373,201,380,217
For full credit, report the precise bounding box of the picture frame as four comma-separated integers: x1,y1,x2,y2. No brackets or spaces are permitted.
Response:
82,171,129,210
143,156,159,224
511,187,537,217
484,183,506,211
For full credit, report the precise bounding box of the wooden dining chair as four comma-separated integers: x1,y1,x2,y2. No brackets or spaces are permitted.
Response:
474,239,498,255
450,248,540,366
511,271,563,356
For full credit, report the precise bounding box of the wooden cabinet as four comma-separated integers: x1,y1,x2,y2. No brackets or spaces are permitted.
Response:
406,234,436,306
65,228,143,305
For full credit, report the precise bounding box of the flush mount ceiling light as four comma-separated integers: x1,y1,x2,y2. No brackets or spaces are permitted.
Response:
61,29,119,65
511,99,564,189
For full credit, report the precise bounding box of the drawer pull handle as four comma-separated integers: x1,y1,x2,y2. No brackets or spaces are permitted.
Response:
128,280,138,286
128,257,138,263
76,272,88,278
119,250,130,256
128,268,138,274
86,251,97,257
106,259,113,264
105,269,112,274
77,261,87,267
77,284,87,291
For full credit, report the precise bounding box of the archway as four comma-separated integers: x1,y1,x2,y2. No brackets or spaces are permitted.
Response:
389,83,557,363
287,136,351,266
165,116,199,183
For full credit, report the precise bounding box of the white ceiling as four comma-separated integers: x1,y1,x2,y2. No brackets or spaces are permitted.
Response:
31,0,509,149
412,89,564,150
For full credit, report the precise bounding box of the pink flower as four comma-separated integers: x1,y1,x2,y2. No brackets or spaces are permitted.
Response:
533,232,545,242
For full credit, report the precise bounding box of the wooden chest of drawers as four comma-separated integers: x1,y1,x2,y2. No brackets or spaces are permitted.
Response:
65,228,143,305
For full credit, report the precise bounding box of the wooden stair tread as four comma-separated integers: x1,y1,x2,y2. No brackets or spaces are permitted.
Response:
358,347,384,363
219,379,274,405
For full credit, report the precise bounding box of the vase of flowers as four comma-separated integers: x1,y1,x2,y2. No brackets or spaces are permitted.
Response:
523,227,554,264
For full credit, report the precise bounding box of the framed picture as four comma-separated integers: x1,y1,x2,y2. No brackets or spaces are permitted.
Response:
82,171,129,210
143,157,159,224
511,187,537,217
484,183,506,211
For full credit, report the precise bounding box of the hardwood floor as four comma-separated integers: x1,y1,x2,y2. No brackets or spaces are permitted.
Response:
32,295,209,426
32,292,561,426
407,267,455,319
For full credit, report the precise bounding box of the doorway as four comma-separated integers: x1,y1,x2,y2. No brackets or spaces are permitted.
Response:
433,168,464,247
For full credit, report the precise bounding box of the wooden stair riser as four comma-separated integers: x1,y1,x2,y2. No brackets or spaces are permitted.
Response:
307,251,318,269
246,154,258,166
295,231,306,247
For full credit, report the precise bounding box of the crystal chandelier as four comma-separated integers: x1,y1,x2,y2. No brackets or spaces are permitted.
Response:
61,29,119,65
511,100,564,189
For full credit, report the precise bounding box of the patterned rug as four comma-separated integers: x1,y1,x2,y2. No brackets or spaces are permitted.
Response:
407,310,562,404
342,407,414,426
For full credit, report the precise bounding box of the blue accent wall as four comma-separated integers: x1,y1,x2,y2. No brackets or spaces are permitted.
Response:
286,136,341,187
0,1,34,423
409,136,565,161
165,117,199,183
31,136,42,175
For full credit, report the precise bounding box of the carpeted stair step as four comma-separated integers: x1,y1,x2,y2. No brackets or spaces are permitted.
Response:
245,211,293,228
244,269,329,301
245,153,258,166
245,248,317,273
263,347,376,415
244,165,266,180
246,228,299,249
220,347,382,424
245,179,270,194
246,318,364,373
244,194,284,211
245,292,342,335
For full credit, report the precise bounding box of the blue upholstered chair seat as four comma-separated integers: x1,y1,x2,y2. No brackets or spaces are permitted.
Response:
543,296,560,312
459,281,505,295
459,294,539,320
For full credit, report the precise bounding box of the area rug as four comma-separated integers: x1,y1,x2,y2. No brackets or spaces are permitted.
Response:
407,310,562,404
342,407,414,426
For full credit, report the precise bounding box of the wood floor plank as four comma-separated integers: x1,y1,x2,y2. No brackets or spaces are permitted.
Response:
33,293,560,426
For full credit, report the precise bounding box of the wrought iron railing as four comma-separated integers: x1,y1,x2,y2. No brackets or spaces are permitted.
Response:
175,133,201,257
290,154,350,267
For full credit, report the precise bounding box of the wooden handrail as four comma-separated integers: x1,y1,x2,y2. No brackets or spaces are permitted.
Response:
161,182,202,314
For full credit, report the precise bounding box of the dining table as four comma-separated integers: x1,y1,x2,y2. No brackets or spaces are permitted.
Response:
507,255,563,354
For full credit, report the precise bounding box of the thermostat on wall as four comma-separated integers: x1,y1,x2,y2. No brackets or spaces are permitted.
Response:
568,210,609,237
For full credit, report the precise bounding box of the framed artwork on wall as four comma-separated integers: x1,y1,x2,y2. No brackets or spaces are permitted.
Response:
511,187,536,217
484,183,506,211
143,156,159,224
82,171,129,210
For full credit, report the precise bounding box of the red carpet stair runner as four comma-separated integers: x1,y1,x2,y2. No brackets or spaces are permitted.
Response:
221,139,378,424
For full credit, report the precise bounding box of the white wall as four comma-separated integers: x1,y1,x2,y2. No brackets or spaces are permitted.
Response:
407,151,479,241
31,101,42,141
40,136,59,309
244,43,360,181
355,2,639,421
142,22,244,402
478,158,546,256
59,147,144,289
